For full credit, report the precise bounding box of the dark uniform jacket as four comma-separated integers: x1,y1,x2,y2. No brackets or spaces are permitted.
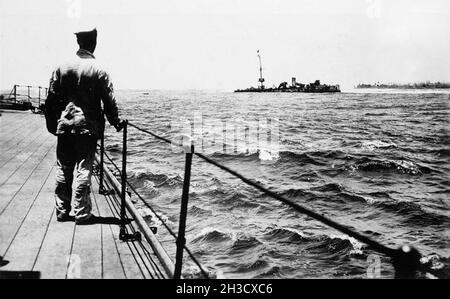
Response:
44,49,120,139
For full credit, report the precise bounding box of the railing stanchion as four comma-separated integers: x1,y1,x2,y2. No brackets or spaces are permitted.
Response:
119,120,128,240
117,120,141,242
99,131,105,193
174,142,194,279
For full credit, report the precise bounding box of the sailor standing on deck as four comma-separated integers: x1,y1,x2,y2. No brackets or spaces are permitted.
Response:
44,27,124,224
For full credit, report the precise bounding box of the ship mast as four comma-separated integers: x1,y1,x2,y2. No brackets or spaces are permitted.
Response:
257,50,265,89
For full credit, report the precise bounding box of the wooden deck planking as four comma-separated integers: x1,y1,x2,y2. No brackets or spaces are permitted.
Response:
0,118,42,150
0,111,168,279
0,127,49,169
0,168,56,271
0,156,55,256
90,182,127,279
0,113,53,185
95,184,146,279
69,190,103,279
0,135,55,214
0,112,35,142
0,132,53,186
32,213,76,279
0,113,48,154
0,113,47,161
93,176,167,279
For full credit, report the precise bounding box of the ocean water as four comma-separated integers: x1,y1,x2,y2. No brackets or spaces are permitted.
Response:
104,90,450,279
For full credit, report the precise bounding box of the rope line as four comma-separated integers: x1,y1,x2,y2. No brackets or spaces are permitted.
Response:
102,148,123,176
129,123,173,145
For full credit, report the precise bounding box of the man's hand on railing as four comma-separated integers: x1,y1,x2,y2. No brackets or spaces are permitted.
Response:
114,120,126,132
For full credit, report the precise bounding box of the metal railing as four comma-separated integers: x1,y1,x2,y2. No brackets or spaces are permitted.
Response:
97,120,443,280
5,85,48,110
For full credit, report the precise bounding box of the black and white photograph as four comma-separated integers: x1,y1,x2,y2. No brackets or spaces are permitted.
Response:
0,0,449,285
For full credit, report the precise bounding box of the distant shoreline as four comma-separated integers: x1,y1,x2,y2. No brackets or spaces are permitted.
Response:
356,82,450,89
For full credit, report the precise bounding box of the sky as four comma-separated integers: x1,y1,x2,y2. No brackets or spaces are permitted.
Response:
1,0,450,91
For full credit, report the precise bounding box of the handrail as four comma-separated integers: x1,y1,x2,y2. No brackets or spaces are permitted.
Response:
99,148,211,279
95,154,176,278
98,122,210,279
99,121,443,279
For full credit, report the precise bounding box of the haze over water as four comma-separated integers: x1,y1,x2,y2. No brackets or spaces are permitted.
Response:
103,89,450,278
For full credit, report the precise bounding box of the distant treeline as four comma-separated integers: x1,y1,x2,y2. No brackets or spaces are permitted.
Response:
356,82,450,89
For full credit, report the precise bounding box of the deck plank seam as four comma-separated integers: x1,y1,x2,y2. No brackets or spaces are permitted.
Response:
0,123,47,154
0,117,45,154
0,134,54,186
136,236,165,279
101,183,147,278
0,118,42,148
90,186,105,279
101,176,162,279
0,112,36,135
103,189,147,278
0,116,38,145
65,218,77,279
91,174,128,279
0,128,50,171
31,207,56,272
0,142,56,215
2,165,56,257
94,170,168,279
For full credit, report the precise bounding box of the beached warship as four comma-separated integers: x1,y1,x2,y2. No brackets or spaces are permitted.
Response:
235,51,340,93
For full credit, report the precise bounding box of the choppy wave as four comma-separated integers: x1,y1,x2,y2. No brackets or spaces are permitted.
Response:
281,184,369,204
192,228,232,243
374,201,450,226
263,227,365,256
189,205,213,217
129,171,183,188
359,140,398,151
263,227,307,243
304,235,365,257
280,188,318,201
351,158,430,175
236,259,270,273
211,151,260,161
230,235,263,252
209,150,332,165
279,151,326,165
310,183,343,193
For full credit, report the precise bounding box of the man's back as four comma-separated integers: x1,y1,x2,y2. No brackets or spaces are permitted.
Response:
45,49,119,138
